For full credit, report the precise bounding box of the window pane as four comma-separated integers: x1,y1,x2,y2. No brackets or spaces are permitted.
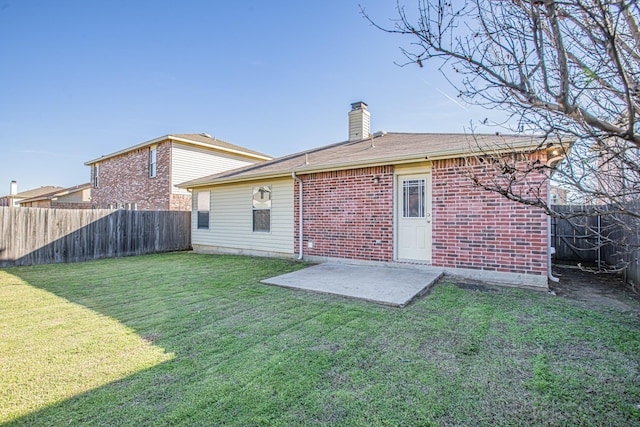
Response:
253,209,270,232
197,192,210,229
402,179,425,218
197,191,210,211
253,186,272,209
93,165,99,188
197,212,209,229
149,148,157,177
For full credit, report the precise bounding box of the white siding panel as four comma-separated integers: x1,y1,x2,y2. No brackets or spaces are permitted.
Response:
192,179,294,255
171,142,258,195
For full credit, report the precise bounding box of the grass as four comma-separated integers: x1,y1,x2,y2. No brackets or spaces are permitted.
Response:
1,252,639,426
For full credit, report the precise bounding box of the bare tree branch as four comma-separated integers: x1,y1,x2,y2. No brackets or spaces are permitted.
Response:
363,0,640,274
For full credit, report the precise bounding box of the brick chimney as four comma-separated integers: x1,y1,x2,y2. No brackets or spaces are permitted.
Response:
9,180,17,195
348,101,370,142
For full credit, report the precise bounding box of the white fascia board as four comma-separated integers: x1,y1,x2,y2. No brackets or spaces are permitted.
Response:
84,135,271,166
169,136,272,161
84,135,170,165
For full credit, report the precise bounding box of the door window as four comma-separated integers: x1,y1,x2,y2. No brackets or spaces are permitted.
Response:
402,179,425,218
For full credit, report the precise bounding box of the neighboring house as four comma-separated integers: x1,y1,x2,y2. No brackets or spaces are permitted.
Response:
550,186,568,205
0,181,64,207
179,102,568,289
85,133,272,211
19,183,92,209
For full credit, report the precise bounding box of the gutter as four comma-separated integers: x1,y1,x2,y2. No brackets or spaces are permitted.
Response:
292,172,303,260
547,179,560,284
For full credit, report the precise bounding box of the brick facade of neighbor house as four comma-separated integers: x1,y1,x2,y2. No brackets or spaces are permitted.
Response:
88,134,270,211
431,157,548,276
293,158,548,276
91,141,172,210
295,166,395,262
169,194,192,211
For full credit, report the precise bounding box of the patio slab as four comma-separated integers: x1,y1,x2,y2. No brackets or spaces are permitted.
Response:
262,263,444,307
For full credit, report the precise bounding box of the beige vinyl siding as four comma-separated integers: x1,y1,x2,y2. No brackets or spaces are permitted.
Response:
57,188,91,203
192,178,294,255
171,142,258,195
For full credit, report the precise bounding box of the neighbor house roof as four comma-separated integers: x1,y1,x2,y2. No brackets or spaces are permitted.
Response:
1,185,65,200
179,132,566,189
85,133,272,165
19,183,91,204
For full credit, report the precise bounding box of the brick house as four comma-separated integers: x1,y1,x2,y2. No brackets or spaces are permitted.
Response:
19,182,92,209
85,133,271,210
179,103,568,288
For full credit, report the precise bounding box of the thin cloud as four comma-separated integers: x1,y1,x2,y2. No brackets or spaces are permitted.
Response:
422,79,467,110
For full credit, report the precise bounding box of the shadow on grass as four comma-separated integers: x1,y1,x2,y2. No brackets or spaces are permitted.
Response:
4,252,321,425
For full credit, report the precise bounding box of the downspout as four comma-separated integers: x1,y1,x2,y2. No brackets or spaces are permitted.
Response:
292,171,303,260
547,179,560,283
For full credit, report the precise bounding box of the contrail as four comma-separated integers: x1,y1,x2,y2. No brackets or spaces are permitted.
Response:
423,79,467,110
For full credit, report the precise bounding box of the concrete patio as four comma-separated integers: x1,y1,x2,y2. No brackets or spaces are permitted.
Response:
262,263,444,307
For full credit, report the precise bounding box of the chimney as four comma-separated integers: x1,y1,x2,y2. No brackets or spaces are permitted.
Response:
348,101,370,142
9,180,17,196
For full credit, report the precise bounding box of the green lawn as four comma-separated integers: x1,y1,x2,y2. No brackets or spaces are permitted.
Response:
1,252,639,426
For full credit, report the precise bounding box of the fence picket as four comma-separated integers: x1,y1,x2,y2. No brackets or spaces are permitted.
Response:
551,204,639,285
0,207,191,267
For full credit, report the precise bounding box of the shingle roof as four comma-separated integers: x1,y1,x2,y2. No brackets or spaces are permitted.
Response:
179,132,557,189
85,133,272,165
1,186,65,199
19,183,91,203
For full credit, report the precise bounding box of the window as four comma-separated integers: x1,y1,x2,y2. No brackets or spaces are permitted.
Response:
550,193,559,204
197,191,210,229
92,164,99,188
252,186,271,232
149,147,157,178
402,179,425,218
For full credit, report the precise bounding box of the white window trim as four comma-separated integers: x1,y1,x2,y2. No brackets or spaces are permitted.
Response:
252,185,272,233
196,191,210,230
93,164,99,188
149,146,157,178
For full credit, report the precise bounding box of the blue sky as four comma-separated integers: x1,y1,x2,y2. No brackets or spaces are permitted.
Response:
0,1,505,194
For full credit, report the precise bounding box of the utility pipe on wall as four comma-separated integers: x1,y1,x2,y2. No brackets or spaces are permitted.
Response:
292,172,303,260
547,179,560,283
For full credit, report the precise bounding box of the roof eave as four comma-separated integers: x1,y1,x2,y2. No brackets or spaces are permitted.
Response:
84,135,171,165
177,171,292,190
169,136,272,161
85,135,272,165
179,140,549,190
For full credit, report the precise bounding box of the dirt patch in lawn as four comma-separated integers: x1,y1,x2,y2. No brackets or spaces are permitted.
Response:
550,263,640,313
449,264,640,314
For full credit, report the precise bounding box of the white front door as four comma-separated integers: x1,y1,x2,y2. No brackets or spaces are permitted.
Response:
396,173,432,262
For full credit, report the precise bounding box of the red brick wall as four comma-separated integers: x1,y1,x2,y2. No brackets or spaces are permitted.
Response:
91,141,178,210
294,156,548,277
431,157,548,275
295,166,394,262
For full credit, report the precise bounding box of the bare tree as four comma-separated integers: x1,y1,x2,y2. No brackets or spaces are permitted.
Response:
363,0,640,277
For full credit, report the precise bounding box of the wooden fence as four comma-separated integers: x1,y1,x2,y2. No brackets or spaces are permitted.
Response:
550,205,601,263
0,207,191,267
551,204,639,285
